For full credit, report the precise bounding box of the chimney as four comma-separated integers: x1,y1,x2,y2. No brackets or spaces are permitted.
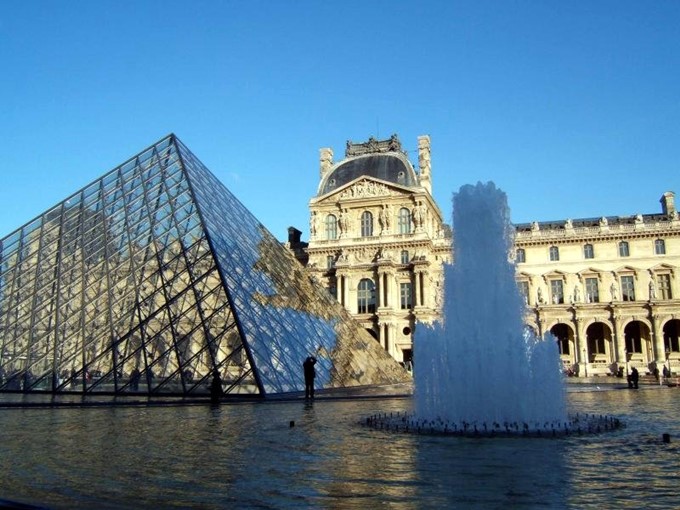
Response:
660,191,676,216
287,226,302,245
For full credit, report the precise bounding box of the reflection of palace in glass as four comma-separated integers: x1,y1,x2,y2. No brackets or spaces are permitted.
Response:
0,135,408,396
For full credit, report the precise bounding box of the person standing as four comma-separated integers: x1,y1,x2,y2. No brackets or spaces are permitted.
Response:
630,366,639,389
303,356,317,399
210,369,223,404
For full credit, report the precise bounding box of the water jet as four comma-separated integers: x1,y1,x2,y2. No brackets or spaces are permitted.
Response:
364,182,622,437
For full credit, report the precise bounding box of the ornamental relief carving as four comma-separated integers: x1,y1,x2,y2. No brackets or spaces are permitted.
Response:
339,179,391,199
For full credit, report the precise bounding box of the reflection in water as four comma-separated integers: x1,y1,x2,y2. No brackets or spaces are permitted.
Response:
0,389,678,508
414,436,567,508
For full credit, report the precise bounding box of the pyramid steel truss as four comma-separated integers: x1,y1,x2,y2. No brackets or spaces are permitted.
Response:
0,135,408,396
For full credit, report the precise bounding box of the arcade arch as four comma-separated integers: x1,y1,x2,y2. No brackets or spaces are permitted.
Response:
663,319,680,353
623,320,652,367
585,322,613,374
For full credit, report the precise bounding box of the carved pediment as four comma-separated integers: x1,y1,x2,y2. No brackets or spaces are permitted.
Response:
316,176,415,203
650,263,676,277
614,265,639,274
577,267,603,277
339,178,391,199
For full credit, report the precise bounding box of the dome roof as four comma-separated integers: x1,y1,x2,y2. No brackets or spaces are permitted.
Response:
319,153,418,196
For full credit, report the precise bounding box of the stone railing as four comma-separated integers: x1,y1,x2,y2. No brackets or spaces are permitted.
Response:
515,219,680,241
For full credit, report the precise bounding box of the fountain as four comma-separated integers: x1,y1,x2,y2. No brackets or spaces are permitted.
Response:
365,182,621,437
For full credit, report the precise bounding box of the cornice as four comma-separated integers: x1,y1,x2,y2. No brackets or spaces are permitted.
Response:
515,222,680,246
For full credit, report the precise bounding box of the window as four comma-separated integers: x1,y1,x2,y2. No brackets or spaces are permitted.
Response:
361,211,373,237
516,248,526,263
400,282,413,309
550,279,564,304
400,250,409,264
357,279,376,314
585,277,599,303
326,255,335,269
584,244,594,259
659,274,672,300
398,208,411,234
621,275,635,301
618,241,630,257
518,281,529,304
549,246,560,261
325,214,337,240
655,239,666,255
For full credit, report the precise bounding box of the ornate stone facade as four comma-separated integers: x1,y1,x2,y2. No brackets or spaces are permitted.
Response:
294,135,680,380
300,135,452,367
515,191,680,378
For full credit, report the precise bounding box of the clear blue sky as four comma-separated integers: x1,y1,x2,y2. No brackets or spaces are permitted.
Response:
2,1,679,241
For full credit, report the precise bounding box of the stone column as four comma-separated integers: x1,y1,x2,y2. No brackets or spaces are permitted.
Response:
612,312,626,367
375,270,381,309
537,316,546,338
652,313,665,362
382,322,390,352
413,270,420,307
574,317,584,369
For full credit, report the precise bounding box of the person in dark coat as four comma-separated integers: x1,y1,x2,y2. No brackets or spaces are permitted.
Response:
303,356,317,399
630,366,639,389
210,369,223,404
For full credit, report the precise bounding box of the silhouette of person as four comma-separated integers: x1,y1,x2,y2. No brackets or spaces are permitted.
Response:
630,367,639,389
210,369,223,404
130,367,141,391
303,356,317,399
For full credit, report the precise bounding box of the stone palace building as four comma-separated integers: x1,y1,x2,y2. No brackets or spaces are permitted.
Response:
291,135,452,368
516,191,680,378
289,134,680,378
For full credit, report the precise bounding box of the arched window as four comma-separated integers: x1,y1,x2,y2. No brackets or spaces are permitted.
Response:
398,208,411,234
325,214,337,240
357,279,376,314
583,244,594,259
361,211,373,237
655,239,666,255
400,250,410,264
549,246,560,261
516,248,526,263
619,241,630,257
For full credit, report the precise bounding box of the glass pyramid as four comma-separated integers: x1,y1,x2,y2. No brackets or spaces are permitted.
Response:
0,135,408,396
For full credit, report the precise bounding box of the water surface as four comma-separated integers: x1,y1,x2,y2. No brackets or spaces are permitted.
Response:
0,386,678,509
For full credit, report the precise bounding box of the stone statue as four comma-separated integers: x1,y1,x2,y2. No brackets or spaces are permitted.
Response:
573,284,581,303
599,216,608,227
531,221,540,232
537,287,544,304
610,282,618,301
388,134,400,152
413,201,425,229
385,204,392,228
309,212,317,237
378,206,387,232
338,209,349,235
565,219,573,229
649,280,657,300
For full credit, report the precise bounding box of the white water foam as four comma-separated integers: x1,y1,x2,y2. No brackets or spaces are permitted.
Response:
414,182,567,429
